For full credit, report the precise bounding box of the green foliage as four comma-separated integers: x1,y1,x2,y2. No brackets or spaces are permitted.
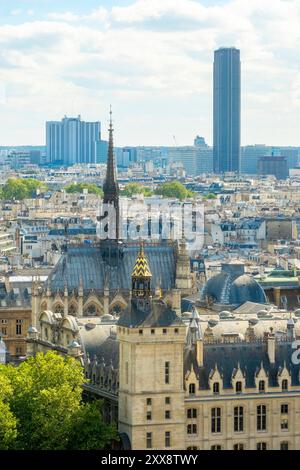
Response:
65,183,103,197
0,351,117,450
121,182,153,197
204,193,217,199
155,181,194,200
0,178,47,201
0,373,17,449
68,401,118,450
0,401,17,450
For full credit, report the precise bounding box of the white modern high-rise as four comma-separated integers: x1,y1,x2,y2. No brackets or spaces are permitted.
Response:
46,115,101,165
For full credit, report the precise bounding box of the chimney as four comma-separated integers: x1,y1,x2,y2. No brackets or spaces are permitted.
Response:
267,327,275,364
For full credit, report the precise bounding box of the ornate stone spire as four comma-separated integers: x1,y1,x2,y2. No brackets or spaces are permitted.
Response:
101,106,120,240
103,107,119,204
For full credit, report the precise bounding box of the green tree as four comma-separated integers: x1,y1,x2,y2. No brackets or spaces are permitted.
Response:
65,183,103,197
155,181,194,200
0,373,17,449
68,400,117,450
0,178,47,200
0,351,117,450
0,401,17,450
122,182,153,197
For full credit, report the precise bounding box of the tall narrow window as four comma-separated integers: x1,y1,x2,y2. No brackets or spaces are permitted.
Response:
189,383,196,395
165,362,170,384
165,431,171,448
281,404,288,414
234,406,244,432
125,362,129,385
16,319,22,335
235,381,242,393
257,405,267,431
146,433,152,449
213,382,220,395
211,408,221,433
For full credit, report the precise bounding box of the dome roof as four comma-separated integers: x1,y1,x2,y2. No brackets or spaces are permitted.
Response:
201,271,267,307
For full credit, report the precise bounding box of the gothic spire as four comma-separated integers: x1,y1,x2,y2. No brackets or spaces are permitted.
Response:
103,106,119,205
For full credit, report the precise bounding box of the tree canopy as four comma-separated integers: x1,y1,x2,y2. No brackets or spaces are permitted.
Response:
203,193,217,199
155,181,194,200
0,351,117,450
121,182,153,197
0,178,47,201
65,183,103,197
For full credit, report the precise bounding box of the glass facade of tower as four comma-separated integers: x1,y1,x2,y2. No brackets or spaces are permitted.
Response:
213,47,241,173
46,115,101,165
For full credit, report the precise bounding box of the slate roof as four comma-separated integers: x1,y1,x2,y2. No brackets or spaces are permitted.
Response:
117,298,184,328
0,281,32,308
78,322,119,368
185,340,300,390
201,272,267,306
46,242,176,293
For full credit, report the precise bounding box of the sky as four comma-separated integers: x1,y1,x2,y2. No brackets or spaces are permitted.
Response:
0,0,299,147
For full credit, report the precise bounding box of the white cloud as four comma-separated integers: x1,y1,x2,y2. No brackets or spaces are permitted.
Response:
0,0,300,146
47,12,80,22
10,9,22,16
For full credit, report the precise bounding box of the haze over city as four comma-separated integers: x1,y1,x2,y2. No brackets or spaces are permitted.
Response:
0,0,299,147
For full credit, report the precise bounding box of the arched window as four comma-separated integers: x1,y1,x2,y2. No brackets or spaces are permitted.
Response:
258,380,265,392
54,304,64,314
282,379,288,391
112,304,122,315
85,304,98,316
69,304,77,315
213,382,220,395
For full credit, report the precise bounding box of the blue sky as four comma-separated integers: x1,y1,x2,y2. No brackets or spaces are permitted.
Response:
0,0,299,146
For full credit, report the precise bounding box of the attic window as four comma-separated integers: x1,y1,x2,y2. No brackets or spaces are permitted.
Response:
282,380,288,391
236,381,242,393
259,380,265,392
139,329,143,335
213,382,220,395
174,328,179,334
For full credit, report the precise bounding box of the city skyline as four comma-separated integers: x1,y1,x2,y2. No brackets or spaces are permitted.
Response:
0,0,299,147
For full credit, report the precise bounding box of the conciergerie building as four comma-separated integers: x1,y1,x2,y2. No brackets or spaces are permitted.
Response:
26,114,300,451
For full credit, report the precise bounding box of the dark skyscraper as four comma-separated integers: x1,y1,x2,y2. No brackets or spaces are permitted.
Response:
213,47,241,173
